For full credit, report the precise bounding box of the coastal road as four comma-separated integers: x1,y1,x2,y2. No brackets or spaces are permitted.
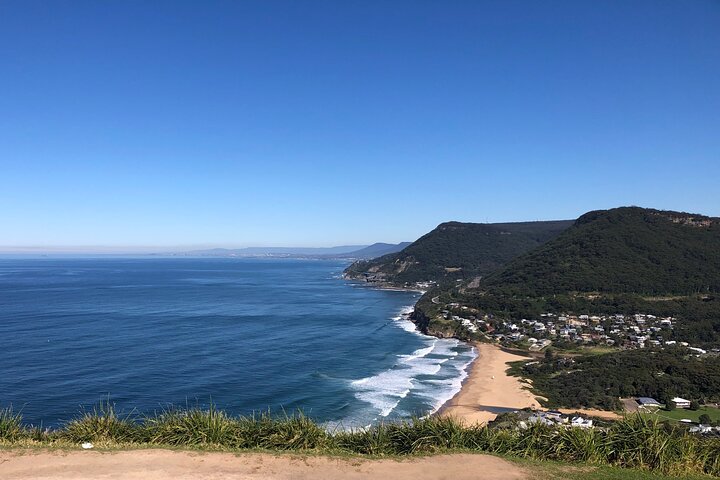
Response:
0,450,530,480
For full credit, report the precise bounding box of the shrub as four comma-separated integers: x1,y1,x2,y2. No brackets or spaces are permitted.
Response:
61,400,143,444
0,406,23,441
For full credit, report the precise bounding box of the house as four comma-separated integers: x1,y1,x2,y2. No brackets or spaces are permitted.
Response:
636,397,662,408
690,425,713,434
461,319,478,333
527,411,569,426
671,397,691,409
571,416,593,428
527,414,555,426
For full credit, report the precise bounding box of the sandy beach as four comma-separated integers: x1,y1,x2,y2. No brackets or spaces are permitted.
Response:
439,343,541,425
0,449,529,480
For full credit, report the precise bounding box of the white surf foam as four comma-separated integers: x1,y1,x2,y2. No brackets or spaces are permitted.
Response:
348,303,479,421
421,346,477,414
350,325,477,419
398,341,436,361
391,305,427,335
351,368,418,417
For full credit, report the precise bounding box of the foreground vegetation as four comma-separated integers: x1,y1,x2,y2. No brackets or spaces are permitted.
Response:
1,404,719,477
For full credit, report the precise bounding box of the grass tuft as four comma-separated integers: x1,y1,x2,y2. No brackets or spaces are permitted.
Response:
60,400,144,444
0,406,24,441
1,402,719,477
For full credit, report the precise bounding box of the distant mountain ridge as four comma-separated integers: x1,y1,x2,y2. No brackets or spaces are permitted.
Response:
179,242,410,260
184,246,365,256
344,220,573,287
336,242,412,259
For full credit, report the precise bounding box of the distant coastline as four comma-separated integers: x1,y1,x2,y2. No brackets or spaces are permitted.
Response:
344,277,427,294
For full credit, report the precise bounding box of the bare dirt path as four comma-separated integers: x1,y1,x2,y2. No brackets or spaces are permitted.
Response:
0,449,530,480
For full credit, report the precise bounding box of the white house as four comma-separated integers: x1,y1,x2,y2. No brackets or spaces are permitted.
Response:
571,416,593,428
671,397,691,409
690,425,713,434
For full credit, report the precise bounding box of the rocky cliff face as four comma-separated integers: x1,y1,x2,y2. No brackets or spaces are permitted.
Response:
410,303,475,340
409,307,431,334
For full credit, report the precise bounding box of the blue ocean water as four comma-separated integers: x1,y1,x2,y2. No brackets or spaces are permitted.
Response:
0,258,475,428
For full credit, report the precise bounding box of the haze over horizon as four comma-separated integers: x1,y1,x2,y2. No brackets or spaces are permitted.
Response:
2,1,719,250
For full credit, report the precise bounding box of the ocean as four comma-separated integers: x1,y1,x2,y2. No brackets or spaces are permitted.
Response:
0,258,475,428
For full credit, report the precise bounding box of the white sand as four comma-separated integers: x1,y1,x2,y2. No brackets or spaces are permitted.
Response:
439,343,541,424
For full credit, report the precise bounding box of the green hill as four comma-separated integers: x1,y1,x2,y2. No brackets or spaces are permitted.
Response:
343,220,573,287
520,347,720,410
444,207,720,344
483,207,720,296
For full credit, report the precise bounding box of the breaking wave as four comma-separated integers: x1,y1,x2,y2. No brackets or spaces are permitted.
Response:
349,305,477,421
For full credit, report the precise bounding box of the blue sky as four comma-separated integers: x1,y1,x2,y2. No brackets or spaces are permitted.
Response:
1,0,719,250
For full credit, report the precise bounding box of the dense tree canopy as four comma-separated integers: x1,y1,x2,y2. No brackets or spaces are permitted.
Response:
344,220,572,285
483,207,720,296
521,348,720,410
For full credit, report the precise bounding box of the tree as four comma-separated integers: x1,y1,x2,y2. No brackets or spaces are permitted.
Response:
689,400,701,411
663,396,675,411
699,413,712,425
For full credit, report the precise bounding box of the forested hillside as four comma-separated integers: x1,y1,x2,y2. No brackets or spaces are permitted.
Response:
520,348,720,410
442,207,720,344
344,220,572,287
483,207,720,295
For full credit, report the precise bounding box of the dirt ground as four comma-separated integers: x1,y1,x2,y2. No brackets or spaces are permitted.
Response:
0,449,531,480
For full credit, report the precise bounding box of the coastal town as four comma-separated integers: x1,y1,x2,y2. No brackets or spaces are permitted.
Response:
496,406,720,436
424,300,720,436
439,302,718,356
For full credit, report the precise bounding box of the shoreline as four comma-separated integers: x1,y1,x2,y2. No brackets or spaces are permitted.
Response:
389,304,478,419
436,342,541,425
345,280,616,424
343,276,427,294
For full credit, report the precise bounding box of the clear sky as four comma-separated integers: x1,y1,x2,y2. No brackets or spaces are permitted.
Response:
1,0,719,251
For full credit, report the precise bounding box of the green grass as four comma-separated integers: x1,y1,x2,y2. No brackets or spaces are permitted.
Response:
0,406,23,442
1,404,719,477
651,407,720,424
